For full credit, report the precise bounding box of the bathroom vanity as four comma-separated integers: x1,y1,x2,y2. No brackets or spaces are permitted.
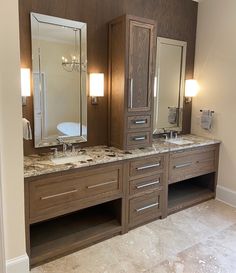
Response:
20,9,218,269
24,135,220,267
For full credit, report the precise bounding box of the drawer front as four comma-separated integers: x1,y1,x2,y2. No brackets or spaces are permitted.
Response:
169,147,216,183
169,154,194,183
29,164,122,222
129,174,163,196
129,191,162,227
127,115,151,130
129,155,164,178
194,149,216,174
126,131,151,147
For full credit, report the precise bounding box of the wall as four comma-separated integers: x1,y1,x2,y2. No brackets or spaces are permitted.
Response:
0,0,29,272
192,0,236,206
19,0,198,155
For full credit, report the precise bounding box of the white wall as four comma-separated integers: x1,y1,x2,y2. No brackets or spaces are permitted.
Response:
192,0,236,205
0,0,29,272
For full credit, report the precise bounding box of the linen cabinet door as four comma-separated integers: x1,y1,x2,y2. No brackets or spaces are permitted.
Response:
128,20,154,113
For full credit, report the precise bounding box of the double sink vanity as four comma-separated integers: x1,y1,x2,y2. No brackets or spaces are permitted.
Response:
22,12,220,268
24,135,220,267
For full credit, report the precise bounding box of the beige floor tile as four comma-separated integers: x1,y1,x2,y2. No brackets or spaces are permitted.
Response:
149,224,236,273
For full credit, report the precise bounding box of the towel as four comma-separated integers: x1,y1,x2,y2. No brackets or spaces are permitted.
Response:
168,107,177,124
22,118,32,140
201,110,213,130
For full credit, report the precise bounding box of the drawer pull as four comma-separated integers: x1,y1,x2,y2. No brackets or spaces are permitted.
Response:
136,163,160,171
129,78,134,109
174,162,192,169
40,189,78,200
136,180,160,189
133,136,146,141
134,120,146,125
196,159,212,164
136,202,159,212
87,180,117,189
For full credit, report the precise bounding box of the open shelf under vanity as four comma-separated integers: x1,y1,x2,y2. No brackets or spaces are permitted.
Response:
30,199,122,267
168,173,216,215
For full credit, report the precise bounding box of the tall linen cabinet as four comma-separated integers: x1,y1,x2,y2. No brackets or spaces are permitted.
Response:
108,15,156,150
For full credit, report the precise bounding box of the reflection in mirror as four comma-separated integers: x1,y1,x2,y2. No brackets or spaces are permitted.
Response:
153,37,187,134
31,13,87,147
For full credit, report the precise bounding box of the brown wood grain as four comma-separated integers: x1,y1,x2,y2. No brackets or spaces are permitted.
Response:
108,15,156,150
19,0,198,155
168,145,218,184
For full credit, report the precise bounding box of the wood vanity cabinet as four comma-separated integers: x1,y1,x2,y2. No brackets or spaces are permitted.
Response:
25,162,125,267
168,144,220,215
125,154,168,229
108,15,156,150
24,143,220,267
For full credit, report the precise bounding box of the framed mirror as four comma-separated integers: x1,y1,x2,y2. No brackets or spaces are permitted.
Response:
31,13,87,147
153,37,187,134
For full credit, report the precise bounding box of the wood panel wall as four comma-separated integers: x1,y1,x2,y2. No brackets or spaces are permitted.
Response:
19,0,198,155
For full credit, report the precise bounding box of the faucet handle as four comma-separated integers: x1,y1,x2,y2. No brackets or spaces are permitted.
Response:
163,134,168,140
50,148,58,157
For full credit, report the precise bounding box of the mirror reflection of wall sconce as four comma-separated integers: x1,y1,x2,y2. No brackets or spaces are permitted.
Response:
21,68,31,106
185,79,199,103
89,73,104,105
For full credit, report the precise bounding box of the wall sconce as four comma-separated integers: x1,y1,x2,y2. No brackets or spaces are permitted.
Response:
89,73,104,105
21,68,31,106
185,79,199,103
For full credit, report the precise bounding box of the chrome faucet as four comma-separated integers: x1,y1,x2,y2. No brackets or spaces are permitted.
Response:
169,130,178,139
57,137,71,154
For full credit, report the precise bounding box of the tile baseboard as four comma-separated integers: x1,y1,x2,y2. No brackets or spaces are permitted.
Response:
6,254,29,273
216,185,236,208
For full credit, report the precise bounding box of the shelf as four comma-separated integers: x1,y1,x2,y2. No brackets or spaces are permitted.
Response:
30,200,122,267
168,175,215,215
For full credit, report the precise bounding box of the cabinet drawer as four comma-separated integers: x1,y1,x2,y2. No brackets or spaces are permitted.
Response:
169,147,216,184
126,131,151,147
29,164,123,222
127,115,151,130
129,174,163,196
129,155,164,178
129,191,162,227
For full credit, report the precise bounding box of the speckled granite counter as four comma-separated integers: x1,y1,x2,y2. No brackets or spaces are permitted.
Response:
24,135,220,178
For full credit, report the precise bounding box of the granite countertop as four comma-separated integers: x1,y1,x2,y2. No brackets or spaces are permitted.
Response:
24,134,220,178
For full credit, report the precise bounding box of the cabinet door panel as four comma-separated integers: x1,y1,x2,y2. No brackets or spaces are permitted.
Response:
128,20,154,112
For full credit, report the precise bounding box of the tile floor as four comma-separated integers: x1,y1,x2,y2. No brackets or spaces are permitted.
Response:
32,200,236,273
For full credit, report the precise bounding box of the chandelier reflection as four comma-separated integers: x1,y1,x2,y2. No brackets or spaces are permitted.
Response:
61,29,87,72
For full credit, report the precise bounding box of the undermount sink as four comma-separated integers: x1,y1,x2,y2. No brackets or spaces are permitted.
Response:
51,155,92,165
165,138,194,145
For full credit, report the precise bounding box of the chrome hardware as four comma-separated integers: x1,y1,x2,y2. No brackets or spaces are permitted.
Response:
134,120,146,125
86,180,117,189
57,137,72,154
136,202,159,212
130,78,133,109
40,189,78,200
174,162,192,169
50,148,58,157
136,163,160,171
136,180,160,189
163,134,168,140
133,136,146,141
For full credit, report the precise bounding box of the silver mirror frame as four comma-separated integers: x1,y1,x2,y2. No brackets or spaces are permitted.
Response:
153,37,187,134
30,12,88,148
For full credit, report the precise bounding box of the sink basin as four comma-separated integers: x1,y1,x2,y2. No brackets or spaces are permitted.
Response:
165,138,194,145
51,155,92,165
